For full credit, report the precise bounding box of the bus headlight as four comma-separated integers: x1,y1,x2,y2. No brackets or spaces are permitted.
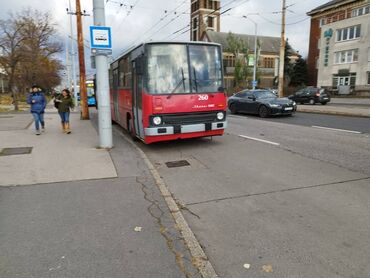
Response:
152,116,162,125
216,112,224,120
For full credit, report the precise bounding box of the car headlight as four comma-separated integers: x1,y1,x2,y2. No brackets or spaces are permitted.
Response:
270,104,281,108
292,101,296,106
152,116,162,125
216,112,224,120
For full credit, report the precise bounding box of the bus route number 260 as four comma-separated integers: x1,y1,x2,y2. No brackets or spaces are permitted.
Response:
198,94,209,101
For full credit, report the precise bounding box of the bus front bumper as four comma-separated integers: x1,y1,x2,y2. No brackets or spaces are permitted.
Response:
144,121,227,136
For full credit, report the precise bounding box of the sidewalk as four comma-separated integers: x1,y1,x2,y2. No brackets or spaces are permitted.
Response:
297,102,370,118
0,108,201,277
0,106,117,186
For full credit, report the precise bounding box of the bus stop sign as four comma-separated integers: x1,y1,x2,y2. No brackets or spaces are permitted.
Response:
90,26,112,49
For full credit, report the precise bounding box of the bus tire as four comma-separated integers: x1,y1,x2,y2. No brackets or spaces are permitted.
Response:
127,119,137,140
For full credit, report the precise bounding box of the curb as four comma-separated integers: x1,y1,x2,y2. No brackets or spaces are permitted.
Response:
298,108,370,118
115,129,219,278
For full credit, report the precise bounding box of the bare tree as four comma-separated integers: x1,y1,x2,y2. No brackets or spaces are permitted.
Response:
0,9,63,109
0,16,24,110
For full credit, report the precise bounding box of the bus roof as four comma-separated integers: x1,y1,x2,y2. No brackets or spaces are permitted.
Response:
112,41,222,65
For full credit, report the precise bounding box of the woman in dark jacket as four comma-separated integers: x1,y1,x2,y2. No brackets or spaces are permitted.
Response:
55,89,74,134
27,85,46,135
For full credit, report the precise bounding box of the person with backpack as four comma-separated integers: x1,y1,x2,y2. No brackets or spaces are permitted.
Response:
54,89,74,134
27,85,47,135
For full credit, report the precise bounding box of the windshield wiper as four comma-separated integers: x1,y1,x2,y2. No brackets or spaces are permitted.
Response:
190,67,199,93
168,68,186,98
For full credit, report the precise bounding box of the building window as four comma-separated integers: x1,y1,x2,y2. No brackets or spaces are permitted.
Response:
208,16,214,28
191,0,199,13
352,5,370,17
192,17,198,41
336,25,361,42
368,72,370,85
205,0,217,10
263,57,274,68
319,18,326,27
334,49,359,64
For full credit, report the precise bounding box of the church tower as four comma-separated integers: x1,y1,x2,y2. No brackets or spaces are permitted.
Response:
190,0,221,41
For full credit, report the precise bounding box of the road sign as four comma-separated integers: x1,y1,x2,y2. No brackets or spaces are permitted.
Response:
90,26,112,49
252,80,258,87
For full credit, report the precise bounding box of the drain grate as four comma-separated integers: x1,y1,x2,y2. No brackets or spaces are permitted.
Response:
165,160,191,168
0,147,33,156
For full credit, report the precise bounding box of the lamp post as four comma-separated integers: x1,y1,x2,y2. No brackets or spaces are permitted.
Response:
243,15,258,90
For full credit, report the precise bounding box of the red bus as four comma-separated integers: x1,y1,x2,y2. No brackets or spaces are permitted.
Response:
109,41,227,144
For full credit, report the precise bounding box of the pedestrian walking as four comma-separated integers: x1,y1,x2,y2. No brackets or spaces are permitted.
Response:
55,89,74,134
27,85,46,135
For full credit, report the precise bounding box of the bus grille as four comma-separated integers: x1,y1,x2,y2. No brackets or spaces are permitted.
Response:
162,112,218,125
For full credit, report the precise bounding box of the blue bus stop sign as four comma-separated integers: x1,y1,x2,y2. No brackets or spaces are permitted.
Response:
90,26,112,49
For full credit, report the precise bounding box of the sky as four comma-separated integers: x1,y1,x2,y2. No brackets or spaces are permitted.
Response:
0,0,327,75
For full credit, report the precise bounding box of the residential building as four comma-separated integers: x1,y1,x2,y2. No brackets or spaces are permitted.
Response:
201,31,296,90
307,0,370,95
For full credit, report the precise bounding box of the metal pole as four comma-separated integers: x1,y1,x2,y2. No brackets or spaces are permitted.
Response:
253,21,257,90
278,0,286,97
69,0,79,106
65,23,71,90
76,0,89,119
243,16,258,90
93,0,113,148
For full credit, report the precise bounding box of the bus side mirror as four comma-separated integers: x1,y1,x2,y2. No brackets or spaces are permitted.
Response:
218,86,225,92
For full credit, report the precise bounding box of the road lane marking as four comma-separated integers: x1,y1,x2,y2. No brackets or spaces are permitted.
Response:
312,126,362,134
239,135,280,146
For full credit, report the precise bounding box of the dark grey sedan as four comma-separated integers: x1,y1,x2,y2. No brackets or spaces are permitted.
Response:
228,89,297,117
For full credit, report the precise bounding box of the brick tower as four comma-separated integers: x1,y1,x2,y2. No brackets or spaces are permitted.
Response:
190,0,221,41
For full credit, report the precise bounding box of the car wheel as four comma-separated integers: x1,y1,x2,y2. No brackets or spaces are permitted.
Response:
229,103,237,114
309,99,315,105
300,102,304,105
321,102,327,105
258,105,269,118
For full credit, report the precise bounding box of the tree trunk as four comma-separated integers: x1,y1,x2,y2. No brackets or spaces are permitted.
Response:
8,75,19,111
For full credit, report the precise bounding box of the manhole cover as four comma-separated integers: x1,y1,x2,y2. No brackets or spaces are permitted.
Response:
0,147,33,156
165,160,191,168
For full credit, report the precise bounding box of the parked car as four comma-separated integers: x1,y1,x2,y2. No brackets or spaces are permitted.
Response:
288,87,331,105
228,89,297,117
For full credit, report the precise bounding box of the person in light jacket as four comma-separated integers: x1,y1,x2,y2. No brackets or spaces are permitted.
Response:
55,89,74,134
27,85,46,135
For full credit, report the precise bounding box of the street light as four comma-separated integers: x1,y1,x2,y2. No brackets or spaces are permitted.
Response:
243,15,258,90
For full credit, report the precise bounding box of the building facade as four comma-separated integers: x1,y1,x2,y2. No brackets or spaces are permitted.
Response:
201,31,287,90
307,0,370,95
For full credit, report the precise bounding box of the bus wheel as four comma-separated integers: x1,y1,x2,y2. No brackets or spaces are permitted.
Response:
127,119,137,140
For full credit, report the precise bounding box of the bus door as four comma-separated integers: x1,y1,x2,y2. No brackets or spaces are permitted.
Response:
132,57,144,139
112,68,119,122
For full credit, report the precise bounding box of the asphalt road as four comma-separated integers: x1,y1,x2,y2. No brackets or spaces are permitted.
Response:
229,112,370,134
138,114,370,277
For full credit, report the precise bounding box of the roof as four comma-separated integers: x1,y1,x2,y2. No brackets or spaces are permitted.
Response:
307,0,357,15
203,30,298,55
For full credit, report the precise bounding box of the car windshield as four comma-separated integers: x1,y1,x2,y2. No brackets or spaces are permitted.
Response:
146,44,223,94
254,90,277,99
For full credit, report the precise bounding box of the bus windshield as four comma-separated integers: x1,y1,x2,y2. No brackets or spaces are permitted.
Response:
146,44,222,94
